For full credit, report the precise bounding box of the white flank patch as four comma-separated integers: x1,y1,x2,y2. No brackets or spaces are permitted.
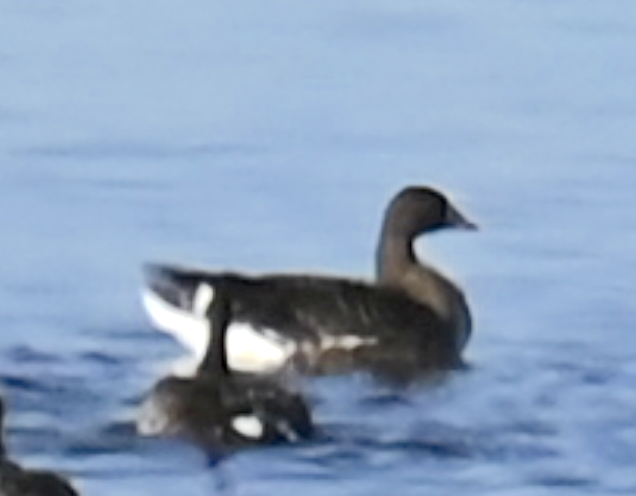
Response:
192,283,215,317
225,322,294,373
142,289,294,373
321,334,378,350
231,415,264,439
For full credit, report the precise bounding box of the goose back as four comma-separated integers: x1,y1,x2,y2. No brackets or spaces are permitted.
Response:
193,270,460,374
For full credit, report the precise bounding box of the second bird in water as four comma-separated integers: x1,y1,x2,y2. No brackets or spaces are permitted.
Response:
137,283,314,452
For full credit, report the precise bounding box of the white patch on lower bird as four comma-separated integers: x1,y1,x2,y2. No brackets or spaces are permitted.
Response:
137,397,170,436
142,289,295,373
231,415,264,439
192,283,215,317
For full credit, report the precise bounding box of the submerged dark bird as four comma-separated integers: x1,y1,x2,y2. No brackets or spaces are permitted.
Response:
0,396,79,496
137,283,314,451
141,186,476,376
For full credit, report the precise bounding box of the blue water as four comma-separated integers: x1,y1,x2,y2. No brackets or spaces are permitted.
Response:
2,1,636,494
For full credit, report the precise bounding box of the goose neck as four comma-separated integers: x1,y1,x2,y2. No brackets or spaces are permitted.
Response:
376,232,418,283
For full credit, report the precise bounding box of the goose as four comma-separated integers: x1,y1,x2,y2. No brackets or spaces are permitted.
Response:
0,396,79,496
137,283,314,450
141,186,476,376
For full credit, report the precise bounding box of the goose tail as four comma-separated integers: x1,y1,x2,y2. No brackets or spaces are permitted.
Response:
141,263,215,358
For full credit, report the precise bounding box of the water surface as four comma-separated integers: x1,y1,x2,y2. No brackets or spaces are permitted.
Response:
1,1,636,494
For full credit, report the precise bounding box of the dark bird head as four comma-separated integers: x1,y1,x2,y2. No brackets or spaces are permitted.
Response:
383,186,477,239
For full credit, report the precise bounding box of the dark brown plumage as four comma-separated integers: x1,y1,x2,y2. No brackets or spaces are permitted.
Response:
0,397,79,496
137,289,314,451
142,186,476,378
